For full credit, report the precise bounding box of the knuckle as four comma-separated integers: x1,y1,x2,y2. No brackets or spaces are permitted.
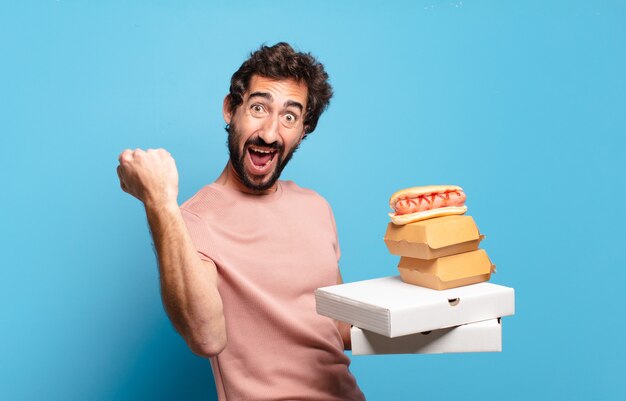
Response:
118,149,132,162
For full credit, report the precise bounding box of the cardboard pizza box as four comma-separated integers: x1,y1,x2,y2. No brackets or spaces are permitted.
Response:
315,276,514,338
351,319,503,355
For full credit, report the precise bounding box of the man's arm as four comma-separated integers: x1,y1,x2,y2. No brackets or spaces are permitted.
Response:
117,148,226,357
336,270,352,350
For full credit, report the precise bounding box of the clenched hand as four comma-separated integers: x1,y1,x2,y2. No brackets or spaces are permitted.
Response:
117,148,179,208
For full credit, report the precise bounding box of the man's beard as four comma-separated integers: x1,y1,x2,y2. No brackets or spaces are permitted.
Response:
227,122,300,192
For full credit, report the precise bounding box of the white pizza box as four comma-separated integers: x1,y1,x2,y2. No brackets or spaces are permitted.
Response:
351,319,502,355
315,276,514,338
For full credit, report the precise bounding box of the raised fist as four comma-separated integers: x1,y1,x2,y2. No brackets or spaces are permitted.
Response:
117,148,179,207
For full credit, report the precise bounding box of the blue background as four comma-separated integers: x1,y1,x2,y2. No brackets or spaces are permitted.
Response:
2,1,625,400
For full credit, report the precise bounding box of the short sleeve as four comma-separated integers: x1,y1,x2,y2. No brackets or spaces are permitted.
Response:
180,207,215,263
324,201,341,263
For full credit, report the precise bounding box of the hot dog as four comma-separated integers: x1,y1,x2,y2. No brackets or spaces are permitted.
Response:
388,185,467,225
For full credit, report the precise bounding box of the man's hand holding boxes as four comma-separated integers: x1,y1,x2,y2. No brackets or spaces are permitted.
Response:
315,185,515,355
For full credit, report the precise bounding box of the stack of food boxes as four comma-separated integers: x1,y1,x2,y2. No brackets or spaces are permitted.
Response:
315,186,515,356
384,214,494,290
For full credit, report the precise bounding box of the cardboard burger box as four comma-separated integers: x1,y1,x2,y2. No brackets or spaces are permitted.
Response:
350,318,502,355
384,215,484,259
315,276,515,338
398,249,495,290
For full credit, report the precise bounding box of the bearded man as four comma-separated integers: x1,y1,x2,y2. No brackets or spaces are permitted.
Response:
116,42,365,400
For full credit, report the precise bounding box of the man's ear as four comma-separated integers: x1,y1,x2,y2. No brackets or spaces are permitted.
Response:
299,126,309,141
223,95,232,125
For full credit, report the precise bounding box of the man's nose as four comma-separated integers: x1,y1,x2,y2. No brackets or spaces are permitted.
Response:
258,114,280,144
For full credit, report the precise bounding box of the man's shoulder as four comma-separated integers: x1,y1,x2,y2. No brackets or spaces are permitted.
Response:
180,184,220,215
280,180,329,204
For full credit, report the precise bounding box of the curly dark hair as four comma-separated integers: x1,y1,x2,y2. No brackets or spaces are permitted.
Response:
226,42,333,135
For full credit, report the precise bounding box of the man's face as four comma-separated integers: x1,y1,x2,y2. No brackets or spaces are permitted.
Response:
224,75,308,192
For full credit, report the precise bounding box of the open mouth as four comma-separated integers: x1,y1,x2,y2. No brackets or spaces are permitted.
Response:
247,145,278,171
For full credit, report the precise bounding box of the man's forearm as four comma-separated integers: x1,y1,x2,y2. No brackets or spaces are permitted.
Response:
145,201,226,357
338,321,352,350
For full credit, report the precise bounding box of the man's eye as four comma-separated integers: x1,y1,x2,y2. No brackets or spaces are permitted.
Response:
251,104,265,114
284,114,296,123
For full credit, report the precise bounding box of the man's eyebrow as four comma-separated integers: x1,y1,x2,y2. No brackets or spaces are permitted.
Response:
284,100,304,112
249,91,273,101
248,92,304,112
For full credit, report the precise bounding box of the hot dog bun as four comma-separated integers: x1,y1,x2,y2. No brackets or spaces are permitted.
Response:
389,185,467,225
388,205,468,225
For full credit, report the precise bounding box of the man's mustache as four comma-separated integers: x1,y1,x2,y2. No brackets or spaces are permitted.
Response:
245,137,283,152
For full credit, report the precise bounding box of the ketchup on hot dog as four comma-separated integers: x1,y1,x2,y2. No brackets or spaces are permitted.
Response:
389,185,467,225
393,189,466,216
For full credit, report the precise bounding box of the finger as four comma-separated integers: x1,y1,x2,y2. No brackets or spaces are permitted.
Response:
133,148,146,160
119,149,133,163
116,165,129,193
116,164,125,180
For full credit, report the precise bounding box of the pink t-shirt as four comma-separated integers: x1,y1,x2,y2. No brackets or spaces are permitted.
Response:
180,181,365,401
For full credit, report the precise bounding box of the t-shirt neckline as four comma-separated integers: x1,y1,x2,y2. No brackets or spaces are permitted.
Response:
209,181,284,202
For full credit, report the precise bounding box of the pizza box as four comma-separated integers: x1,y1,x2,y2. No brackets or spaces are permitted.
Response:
315,276,514,338
351,318,502,355
384,215,483,259
398,249,495,290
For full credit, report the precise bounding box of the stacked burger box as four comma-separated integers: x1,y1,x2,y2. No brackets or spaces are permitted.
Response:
385,215,494,290
315,186,515,355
